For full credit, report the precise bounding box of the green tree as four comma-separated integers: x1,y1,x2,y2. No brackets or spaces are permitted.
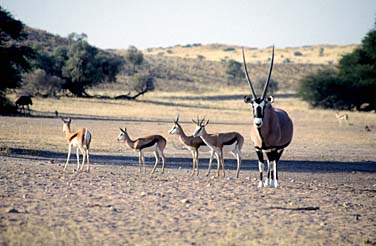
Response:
125,45,143,75
61,38,124,97
0,7,35,114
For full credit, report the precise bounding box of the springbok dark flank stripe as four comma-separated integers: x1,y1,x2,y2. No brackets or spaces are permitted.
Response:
140,138,159,150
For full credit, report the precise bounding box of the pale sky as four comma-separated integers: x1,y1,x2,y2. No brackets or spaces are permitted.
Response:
1,0,375,49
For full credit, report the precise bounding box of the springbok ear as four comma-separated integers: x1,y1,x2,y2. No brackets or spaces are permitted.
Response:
267,96,274,103
244,96,252,103
204,120,209,126
67,117,72,123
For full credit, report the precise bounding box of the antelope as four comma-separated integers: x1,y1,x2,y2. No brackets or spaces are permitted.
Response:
168,115,214,176
242,46,293,188
117,128,166,175
192,117,244,178
61,117,92,172
15,95,32,115
335,111,349,126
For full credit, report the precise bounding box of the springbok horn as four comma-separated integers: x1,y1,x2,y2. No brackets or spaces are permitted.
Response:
242,47,257,99
261,45,275,100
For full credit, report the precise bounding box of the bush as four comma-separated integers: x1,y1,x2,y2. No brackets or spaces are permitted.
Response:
23,69,65,97
255,78,279,95
298,69,351,109
225,59,243,83
299,20,376,111
294,51,303,56
223,47,235,52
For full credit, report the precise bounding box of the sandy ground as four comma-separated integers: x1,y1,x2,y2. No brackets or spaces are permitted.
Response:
1,152,375,246
1,93,376,245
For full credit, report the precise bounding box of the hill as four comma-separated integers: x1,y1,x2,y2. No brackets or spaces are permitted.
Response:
139,43,358,65
18,27,358,93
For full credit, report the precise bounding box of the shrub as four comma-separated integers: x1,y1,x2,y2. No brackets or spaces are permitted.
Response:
299,20,376,111
223,47,235,52
294,51,303,56
298,69,351,109
225,59,243,83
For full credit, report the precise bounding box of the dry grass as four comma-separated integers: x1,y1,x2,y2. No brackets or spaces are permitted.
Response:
2,90,375,161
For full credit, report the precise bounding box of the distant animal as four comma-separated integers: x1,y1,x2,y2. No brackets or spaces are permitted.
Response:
242,46,293,188
61,117,92,172
15,95,32,115
192,117,244,178
168,115,213,176
335,112,349,126
55,110,59,117
117,128,166,175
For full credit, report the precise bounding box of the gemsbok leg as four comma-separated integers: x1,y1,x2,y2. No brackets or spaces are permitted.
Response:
256,149,265,188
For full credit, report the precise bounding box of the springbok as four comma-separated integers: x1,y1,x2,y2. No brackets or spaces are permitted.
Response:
335,111,349,126
168,115,214,176
192,117,244,178
242,46,293,188
117,128,166,175
61,117,92,172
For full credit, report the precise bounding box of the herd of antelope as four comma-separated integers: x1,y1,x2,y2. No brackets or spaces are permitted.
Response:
61,46,294,188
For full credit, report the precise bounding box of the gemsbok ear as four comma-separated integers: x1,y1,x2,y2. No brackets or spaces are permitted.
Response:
244,96,251,103
267,96,274,103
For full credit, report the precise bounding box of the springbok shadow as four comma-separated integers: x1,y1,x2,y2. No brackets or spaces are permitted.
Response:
3,147,376,173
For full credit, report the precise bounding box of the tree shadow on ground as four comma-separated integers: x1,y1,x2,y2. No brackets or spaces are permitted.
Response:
3,147,376,173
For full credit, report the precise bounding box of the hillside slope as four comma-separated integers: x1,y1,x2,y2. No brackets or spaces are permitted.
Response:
138,43,357,65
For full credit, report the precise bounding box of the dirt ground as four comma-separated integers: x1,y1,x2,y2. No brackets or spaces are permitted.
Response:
1,93,376,245
0,153,375,246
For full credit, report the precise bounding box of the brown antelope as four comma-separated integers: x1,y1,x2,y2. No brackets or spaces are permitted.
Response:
192,117,244,178
168,115,214,176
61,117,92,172
15,95,32,115
117,128,166,174
242,46,293,188
335,111,349,126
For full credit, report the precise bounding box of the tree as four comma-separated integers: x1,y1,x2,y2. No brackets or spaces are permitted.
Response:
125,45,143,75
299,20,376,111
0,7,35,114
61,38,124,97
115,72,155,100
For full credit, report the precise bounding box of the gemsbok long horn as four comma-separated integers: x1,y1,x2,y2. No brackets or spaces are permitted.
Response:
261,45,275,100
242,47,257,99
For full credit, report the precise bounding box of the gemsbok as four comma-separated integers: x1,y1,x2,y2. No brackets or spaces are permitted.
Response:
168,115,214,176
192,117,244,178
242,46,293,188
61,117,92,172
117,128,166,175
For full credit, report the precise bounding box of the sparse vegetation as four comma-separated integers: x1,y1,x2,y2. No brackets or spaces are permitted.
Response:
294,51,303,56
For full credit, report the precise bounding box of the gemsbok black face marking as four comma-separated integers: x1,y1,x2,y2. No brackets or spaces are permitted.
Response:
242,46,293,188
